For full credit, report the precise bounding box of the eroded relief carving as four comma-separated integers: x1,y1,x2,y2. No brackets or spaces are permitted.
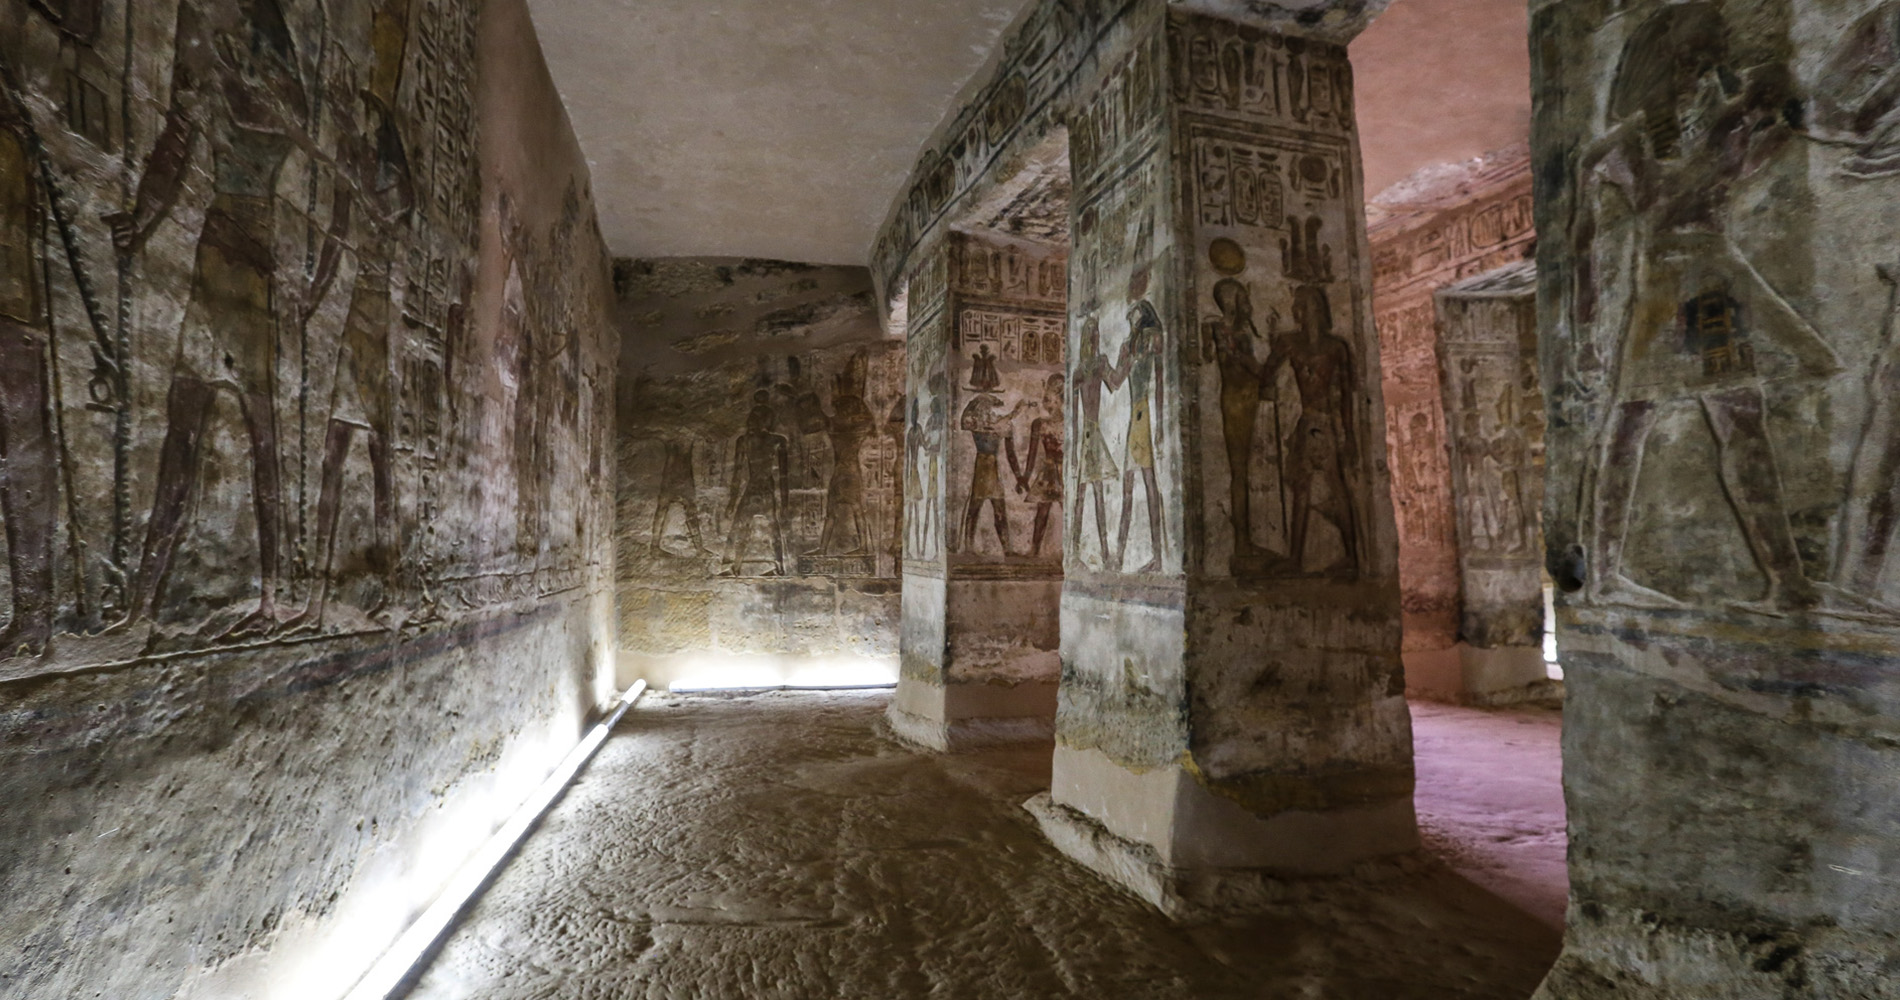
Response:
1550,0,1900,621
112,0,308,637
720,391,792,577
0,74,57,657
1573,3,1862,615
0,0,611,670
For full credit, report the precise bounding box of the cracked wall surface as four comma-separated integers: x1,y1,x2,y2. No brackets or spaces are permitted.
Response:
0,0,617,995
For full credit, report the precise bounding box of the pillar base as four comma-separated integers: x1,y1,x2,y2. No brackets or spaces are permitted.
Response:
1405,643,1560,706
885,678,1058,751
1031,745,1418,919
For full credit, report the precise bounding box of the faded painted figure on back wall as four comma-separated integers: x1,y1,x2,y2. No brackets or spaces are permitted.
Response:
615,260,904,676
721,392,791,577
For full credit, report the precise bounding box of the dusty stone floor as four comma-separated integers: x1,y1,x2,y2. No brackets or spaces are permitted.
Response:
404,691,1563,1000
1411,700,1567,931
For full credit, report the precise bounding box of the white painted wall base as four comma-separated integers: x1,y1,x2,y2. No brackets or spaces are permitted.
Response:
1033,745,1418,917
885,678,1059,751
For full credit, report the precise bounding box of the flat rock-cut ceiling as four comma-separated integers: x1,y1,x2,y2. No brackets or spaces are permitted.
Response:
1351,0,1531,200
529,0,1529,266
527,0,1032,265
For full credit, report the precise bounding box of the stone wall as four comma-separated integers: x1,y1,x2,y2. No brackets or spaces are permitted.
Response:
0,0,617,995
1534,0,1900,994
1367,147,1534,676
614,259,903,688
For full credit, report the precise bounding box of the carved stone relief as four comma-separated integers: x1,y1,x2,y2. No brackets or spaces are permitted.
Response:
619,262,903,583
1368,147,1534,648
939,232,1068,574
1184,37,1373,583
1533,0,1900,992
0,0,612,674
0,0,616,994
1553,0,1900,619
1436,261,1544,648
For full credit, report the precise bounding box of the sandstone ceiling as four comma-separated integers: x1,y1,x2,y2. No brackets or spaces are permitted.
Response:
527,0,1529,266
1350,0,1531,201
526,0,1034,265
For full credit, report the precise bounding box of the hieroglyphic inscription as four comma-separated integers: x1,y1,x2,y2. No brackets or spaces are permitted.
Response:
1193,136,1284,230
952,236,1066,305
1438,262,1544,647
1369,148,1534,645
946,231,1067,571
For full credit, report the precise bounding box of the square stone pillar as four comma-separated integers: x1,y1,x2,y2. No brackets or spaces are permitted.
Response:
891,232,1068,750
1535,0,1900,994
1027,4,1415,918
1433,261,1552,703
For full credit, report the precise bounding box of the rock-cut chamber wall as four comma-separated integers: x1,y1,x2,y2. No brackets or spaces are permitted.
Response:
615,259,904,688
0,0,618,996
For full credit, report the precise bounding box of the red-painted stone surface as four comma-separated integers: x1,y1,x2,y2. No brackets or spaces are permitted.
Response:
1370,148,1535,656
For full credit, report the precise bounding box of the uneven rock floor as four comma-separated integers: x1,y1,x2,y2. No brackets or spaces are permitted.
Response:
405,691,1564,1000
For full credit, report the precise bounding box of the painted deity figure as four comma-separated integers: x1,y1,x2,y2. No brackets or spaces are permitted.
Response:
1011,373,1065,558
1106,269,1168,574
0,88,56,656
649,438,710,557
815,351,873,555
722,393,790,576
1258,284,1361,577
294,0,414,627
1578,4,1848,613
884,394,905,559
905,397,928,557
1459,411,1503,554
1205,268,1273,573
109,0,310,635
958,345,1027,557
1070,315,1117,567
923,371,947,554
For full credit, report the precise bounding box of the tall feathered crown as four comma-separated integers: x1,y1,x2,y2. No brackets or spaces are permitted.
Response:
968,344,1001,392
